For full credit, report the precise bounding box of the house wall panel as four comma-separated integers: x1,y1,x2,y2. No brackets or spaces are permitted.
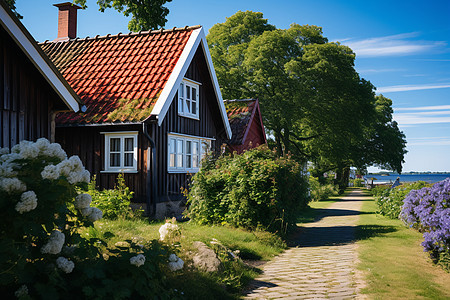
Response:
0,25,63,148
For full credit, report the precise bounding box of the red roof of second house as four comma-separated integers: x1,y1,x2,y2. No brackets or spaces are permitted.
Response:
225,99,259,145
40,26,199,125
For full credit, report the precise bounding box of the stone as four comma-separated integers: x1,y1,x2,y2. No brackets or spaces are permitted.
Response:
192,241,221,272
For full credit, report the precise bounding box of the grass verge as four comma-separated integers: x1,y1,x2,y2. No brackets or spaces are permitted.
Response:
356,192,450,299
84,218,286,299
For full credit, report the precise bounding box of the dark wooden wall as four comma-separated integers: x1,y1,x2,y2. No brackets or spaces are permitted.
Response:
0,25,64,148
56,124,149,203
152,46,228,203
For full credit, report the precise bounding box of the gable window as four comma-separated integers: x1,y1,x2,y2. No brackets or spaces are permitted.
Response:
102,132,138,172
178,79,200,119
168,133,212,173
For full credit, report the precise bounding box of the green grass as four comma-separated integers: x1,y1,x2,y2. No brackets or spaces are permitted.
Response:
356,192,450,299
83,217,286,299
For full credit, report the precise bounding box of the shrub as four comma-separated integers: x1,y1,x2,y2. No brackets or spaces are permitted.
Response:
400,178,450,271
87,174,139,219
370,185,390,197
375,181,430,219
350,178,364,187
0,139,172,299
309,176,339,201
186,145,309,234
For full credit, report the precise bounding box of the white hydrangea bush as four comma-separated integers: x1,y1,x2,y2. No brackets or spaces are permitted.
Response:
0,139,103,297
159,220,180,242
0,139,173,299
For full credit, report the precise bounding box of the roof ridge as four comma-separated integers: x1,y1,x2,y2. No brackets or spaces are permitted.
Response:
224,99,257,102
40,25,202,45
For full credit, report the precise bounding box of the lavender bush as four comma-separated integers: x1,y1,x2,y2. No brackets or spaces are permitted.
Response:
400,178,450,270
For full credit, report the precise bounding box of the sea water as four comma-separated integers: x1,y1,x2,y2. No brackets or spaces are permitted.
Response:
364,174,450,184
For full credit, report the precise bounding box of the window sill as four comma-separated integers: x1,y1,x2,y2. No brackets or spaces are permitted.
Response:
101,170,139,174
168,169,199,174
178,113,199,121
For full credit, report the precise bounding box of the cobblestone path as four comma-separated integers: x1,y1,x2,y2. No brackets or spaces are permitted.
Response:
244,190,367,299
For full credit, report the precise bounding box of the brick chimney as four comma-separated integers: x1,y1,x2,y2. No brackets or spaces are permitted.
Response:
54,2,81,41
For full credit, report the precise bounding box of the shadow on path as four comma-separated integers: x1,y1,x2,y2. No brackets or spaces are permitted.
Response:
288,224,397,247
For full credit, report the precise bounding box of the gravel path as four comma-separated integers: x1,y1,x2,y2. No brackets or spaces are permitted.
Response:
243,190,368,299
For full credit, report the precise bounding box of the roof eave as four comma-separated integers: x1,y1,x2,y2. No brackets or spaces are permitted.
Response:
0,1,81,112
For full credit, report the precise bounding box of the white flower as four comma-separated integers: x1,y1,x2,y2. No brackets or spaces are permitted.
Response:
13,140,39,159
80,207,93,217
47,143,67,160
35,138,50,154
14,285,28,298
0,152,21,164
86,207,102,222
159,223,179,241
0,161,17,177
75,194,92,209
168,254,184,271
41,164,60,180
80,206,103,222
130,254,146,267
0,147,9,155
56,256,75,274
81,169,91,183
15,191,38,214
41,230,65,255
56,156,87,184
0,178,26,194
168,253,178,262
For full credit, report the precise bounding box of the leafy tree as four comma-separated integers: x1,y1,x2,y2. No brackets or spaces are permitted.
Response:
73,0,172,31
208,11,407,186
359,94,407,173
4,0,22,19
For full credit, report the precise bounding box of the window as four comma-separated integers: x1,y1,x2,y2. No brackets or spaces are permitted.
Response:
178,79,200,119
103,132,138,172
168,133,211,173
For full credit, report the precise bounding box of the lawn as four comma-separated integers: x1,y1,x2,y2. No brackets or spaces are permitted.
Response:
84,217,287,299
356,190,450,299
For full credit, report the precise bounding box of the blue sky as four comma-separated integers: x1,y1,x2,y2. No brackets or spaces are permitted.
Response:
15,0,450,172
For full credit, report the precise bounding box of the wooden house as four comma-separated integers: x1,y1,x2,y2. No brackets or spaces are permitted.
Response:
40,3,231,218
225,99,266,154
0,0,80,148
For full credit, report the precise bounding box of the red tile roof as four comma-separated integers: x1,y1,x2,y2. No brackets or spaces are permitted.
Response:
40,26,199,125
225,99,258,145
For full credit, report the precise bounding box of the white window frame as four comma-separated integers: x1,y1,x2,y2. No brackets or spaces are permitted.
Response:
168,133,212,173
178,78,200,119
102,132,138,173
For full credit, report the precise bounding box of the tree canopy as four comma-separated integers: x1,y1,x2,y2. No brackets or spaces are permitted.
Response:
73,0,172,31
207,11,407,180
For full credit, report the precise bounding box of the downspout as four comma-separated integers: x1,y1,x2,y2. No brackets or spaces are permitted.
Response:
142,122,157,219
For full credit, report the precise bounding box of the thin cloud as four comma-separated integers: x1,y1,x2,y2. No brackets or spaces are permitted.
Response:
358,68,404,74
394,114,450,125
345,32,446,57
378,83,450,93
407,137,450,146
395,105,450,111
393,104,450,125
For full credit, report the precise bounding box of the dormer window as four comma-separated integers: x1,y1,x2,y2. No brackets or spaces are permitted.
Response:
178,79,200,119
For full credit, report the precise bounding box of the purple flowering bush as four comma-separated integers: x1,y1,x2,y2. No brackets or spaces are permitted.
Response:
400,178,450,271
375,181,430,219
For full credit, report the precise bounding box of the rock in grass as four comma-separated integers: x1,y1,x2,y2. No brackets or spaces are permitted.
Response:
192,241,221,272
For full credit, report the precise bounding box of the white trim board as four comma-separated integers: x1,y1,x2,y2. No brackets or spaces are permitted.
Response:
0,3,80,112
149,27,232,139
